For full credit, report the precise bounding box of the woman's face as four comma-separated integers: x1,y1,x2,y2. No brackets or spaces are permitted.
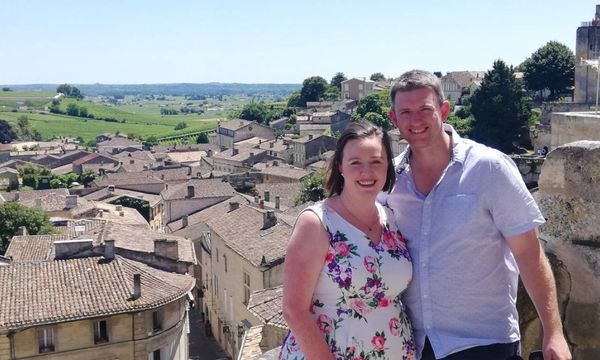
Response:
338,134,388,198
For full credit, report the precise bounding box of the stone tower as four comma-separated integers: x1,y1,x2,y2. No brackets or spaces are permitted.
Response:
574,5,600,103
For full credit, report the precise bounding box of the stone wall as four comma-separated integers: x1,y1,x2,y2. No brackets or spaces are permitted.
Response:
510,155,545,188
520,141,600,359
534,103,594,150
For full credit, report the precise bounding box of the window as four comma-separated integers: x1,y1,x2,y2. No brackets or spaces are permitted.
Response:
152,311,162,332
243,272,251,305
152,349,161,360
38,327,55,353
223,254,228,272
93,320,109,344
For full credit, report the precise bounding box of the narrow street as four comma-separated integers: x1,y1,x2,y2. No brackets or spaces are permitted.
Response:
189,309,230,360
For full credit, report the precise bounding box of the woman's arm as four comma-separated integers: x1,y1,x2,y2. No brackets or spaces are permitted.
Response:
282,210,335,360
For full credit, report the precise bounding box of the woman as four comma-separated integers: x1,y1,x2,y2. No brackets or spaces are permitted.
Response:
280,122,415,360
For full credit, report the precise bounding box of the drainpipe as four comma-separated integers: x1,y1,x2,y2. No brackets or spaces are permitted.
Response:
8,331,15,360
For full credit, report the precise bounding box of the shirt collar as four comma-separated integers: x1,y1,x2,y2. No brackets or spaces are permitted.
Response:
395,123,467,175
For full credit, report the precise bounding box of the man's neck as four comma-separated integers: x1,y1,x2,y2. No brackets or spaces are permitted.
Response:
408,132,452,196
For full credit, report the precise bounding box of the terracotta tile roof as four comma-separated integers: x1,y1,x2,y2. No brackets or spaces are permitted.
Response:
206,204,291,267
0,189,70,203
166,151,204,164
219,118,253,131
93,172,164,187
239,325,266,360
166,194,250,232
259,165,312,180
82,188,162,206
254,182,303,210
4,235,68,262
212,147,268,162
54,219,108,237
97,137,143,147
0,256,194,329
248,286,286,329
161,178,235,201
443,71,486,88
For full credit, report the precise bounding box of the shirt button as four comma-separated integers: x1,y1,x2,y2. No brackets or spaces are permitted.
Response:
423,294,429,299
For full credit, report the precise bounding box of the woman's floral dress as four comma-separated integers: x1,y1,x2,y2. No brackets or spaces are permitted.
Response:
280,201,416,360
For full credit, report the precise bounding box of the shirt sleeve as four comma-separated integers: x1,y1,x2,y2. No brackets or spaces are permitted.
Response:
487,153,546,239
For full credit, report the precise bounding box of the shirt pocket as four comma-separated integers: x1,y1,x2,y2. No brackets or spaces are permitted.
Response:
436,194,477,229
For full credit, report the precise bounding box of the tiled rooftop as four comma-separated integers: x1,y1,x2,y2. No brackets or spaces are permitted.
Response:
0,256,194,329
219,118,253,131
166,194,250,233
259,165,312,180
206,204,291,266
5,234,69,262
248,285,286,329
254,182,303,210
161,178,236,201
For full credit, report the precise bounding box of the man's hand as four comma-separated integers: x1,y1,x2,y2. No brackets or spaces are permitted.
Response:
543,332,571,360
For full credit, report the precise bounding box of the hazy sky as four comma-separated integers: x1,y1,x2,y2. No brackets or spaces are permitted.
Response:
1,0,598,84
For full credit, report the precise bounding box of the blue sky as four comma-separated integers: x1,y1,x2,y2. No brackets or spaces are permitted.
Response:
1,0,598,84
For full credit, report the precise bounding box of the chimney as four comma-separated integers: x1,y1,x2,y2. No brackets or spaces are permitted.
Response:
273,160,279,167
249,152,254,157
233,148,239,156
18,226,27,236
254,196,259,204
129,159,134,164
35,198,42,208
229,202,239,212
182,215,188,227
119,211,124,217
264,191,270,202
65,195,78,208
54,239,94,259
15,193,19,201
99,168,106,176
108,184,115,192
133,274,141,299
275,196,280,210
98,209,103,218
161,174,165,180
154,238,179,260
187,185,195,198
308,134,313,140
104,239,115,260
207,149,213,157
116,204,122,212
262,211,277,229
259,199,265,209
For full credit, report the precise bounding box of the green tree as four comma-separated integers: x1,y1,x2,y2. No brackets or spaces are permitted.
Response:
522,41,575,100
470,60,532,153
0,202,55,254
300,76,328,106
17,163,51,189
323,85,341,101
294,171,327,206
79,106,89,118
364,112,392,130
0,119,17,143
330,72,347,89
57,84,83,99
238,101,269,123
16,115,32,140
66,103,80,116
174,121,187,130
355,91,391,119
80,170,97,186
370,72,386,81
286,91,303,108
197,132,209,143
31,129,43,141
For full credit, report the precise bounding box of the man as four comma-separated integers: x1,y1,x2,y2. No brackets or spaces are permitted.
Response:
380,70,571,360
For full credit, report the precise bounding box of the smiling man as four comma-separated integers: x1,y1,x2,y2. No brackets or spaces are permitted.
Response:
379,70,571,360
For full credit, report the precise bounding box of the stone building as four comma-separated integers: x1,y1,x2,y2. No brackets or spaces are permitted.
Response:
0,240,195,359
574,5,600,104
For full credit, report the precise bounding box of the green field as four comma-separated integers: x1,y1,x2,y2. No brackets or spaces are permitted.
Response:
0,91,54,107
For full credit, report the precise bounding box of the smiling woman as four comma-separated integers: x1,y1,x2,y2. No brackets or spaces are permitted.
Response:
280,122,416,360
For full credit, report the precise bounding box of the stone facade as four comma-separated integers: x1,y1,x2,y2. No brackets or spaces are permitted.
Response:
548,112,600,150
574,5,600,104
521,141,600,359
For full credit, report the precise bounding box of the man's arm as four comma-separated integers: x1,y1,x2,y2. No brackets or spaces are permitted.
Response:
507,230,572,360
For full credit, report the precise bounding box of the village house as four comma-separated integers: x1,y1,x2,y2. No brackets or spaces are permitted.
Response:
0,240,194,360
212,119,276,151
72,153,120,176
440,71,485,104
211,147,273,174
287,134,336,167
160,178,236,228
341,77,376,101
83,187,161,229
257,164,312,184
296,110,351,137
96,135,144,155
253,182,303,211
187,201,292,359
92,171,166,194
0,167,19,190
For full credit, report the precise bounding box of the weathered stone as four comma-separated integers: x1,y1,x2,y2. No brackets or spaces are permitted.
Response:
526,140,600,358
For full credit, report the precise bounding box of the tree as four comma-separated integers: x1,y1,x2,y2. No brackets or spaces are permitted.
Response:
470,60,532,153
2,87,11,92
300,76,328,106
286,91,303,108
364,112,392,130
0,202,55,254
17,163,51,189
17,115,31,140
80,170,97,186
238,101,269,123
355,91,391,119
294,171,327,205
330,72,347,90
322,85,341,101
370,72,386,81
522,41,575,100
56,84,83,99
66,103,80,116
0,119,17,143
174,122,187,130
196,132,209,144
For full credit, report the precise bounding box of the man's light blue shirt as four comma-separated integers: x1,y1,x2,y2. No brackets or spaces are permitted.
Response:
379,125,545,358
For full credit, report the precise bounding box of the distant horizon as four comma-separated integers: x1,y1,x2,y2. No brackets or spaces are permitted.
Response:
1,1,598,84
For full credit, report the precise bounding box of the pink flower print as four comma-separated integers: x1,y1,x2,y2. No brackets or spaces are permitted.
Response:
325,251,335,263
287,333,300,352
371,335,386,351
378,297,390,308
363,256,378,273
347,297,372,317
333,241,350,257
395,231,407,251
382,230,398,250
316,314,334,334
389,317,400,336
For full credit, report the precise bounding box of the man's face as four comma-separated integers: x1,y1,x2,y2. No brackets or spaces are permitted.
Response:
389,87,450,151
